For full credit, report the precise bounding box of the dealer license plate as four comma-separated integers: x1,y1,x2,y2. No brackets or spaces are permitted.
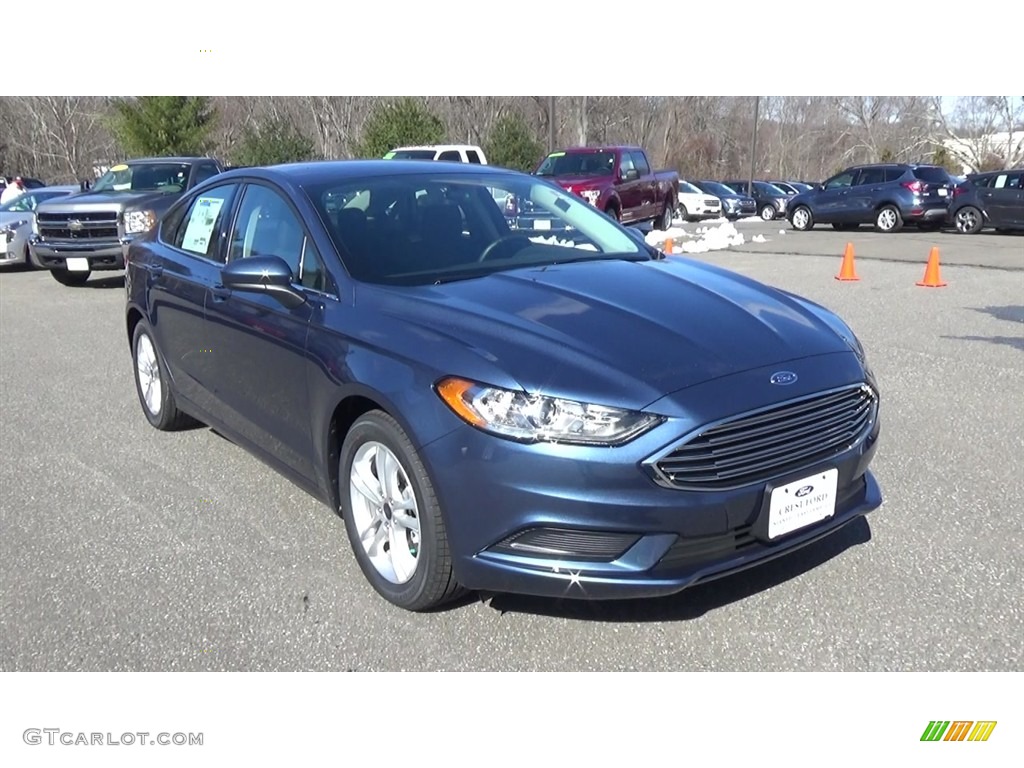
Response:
533,220,551,230
66,257,90,272
767,468,839,540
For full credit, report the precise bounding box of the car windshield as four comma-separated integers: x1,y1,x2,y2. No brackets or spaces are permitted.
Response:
756,181,788,196
535,151,616,178
308,171,649,286
701,182,738,196
91,162,192,193
385,150,438,160
679,181,703,195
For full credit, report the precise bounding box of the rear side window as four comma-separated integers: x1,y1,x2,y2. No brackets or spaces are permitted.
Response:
465,150,482,164
970,175,991,188
169,183,238,261
1004,172,1023,190
857,168,887,185
912,166,951,184
884,167,908,182
437,150,462,162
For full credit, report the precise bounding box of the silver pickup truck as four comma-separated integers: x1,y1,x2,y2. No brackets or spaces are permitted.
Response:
30,156,224,286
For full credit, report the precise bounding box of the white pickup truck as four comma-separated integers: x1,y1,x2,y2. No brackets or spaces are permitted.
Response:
384,144,488,164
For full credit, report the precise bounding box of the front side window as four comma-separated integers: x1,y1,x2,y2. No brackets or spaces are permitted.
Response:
824,172,855,190
170,183,239,260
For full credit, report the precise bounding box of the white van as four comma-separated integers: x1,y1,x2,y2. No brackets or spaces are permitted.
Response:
383,144,488,164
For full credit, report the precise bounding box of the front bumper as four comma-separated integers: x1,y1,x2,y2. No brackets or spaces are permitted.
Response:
421,375,882,601
29,236,125,272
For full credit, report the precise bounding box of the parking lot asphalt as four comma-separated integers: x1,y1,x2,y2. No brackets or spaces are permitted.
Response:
1,226,1022,672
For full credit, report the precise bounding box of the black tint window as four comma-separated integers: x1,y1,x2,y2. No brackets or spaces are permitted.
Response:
170,183,238,261
970,176,990,188
437,151,462,161
465,151,482,164
631,152,650,176
913,166,951,183
229,185,307,278
857,168,887,185
1005,172,1023,190
192,162,220,186
883,167,908,183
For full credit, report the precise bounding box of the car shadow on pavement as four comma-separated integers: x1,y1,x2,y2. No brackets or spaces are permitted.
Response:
942,305,1024,352
482,516,872,622
82,275,125,289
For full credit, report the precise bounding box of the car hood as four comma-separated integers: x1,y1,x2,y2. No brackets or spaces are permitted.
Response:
37,190,173,211
363,257,853,410
0,211,33,227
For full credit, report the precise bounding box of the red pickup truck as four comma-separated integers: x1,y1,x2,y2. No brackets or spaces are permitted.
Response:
533,145,679,230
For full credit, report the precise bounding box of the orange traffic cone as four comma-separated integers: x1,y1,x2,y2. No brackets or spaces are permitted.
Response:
916,246,947,288
663,237,674,254
835,242,859,281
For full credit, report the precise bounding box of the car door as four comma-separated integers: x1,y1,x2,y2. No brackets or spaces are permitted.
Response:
147,182,241,415
847,166,886,222
630,150,656,220
203,181,321,481
814,170,857,222
989,171,1024,226
615,151,642,222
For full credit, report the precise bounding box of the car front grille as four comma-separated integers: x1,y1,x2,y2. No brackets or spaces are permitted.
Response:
705,199,720,207
650,384,877,491
37,211,119,241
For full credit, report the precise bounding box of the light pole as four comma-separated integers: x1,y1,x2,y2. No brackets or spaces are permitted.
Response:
748,96,760,195
548,96,556,153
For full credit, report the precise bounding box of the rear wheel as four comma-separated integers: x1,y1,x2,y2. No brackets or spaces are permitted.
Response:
656,200,674,230
339,411,464,611
132,321,196,431
874,205,903,233
954,206,983,234
790,206,814,231
759,204,776,221
51,268,90,286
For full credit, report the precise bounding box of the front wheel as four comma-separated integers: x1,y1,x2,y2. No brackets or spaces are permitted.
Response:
874,205,903,233
340,410,464,611
51,268,90,286
790,206,814,231
954,206,983,234
759,205,776,221
678,203,690,222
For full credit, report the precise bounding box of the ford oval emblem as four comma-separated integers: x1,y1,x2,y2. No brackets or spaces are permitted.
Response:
770,371,798,386
795,485,814,497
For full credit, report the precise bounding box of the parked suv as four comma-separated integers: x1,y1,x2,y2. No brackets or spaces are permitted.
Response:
786,163,953,233
724,180,790,221
947,169,1024,234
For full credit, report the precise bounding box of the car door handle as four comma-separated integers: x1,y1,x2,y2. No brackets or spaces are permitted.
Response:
210,285,232,302
149,264,164,278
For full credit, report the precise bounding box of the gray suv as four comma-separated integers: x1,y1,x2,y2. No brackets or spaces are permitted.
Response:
785,163,954,233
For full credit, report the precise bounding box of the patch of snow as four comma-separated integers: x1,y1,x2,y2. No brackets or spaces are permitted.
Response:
779,229,786,235
752,234,767,243
646,221,745,255
528,235,598,251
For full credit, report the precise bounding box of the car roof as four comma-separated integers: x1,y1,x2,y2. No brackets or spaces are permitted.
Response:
390,145,481,152
212,159,524,186
126,156,213,165
556,146,640,153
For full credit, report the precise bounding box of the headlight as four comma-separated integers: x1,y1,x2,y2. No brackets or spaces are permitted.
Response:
435,377,663,446
124,209,157,234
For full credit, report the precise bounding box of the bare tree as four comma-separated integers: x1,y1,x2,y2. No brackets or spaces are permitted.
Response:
930,96,1024,172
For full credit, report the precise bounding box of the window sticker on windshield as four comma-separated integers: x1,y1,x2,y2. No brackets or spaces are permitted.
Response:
180,196,225,254
548,152,565,158
110,164,129,172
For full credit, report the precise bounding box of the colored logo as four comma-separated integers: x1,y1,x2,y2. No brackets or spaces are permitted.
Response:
795,485,814,497
769,371,798,386
921,721,997,742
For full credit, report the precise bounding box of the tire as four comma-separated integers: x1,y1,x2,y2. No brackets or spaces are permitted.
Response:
790,206,814,231
678,203,690,222
759,205,776,221
51,268,90,286
339,410,464,612
655,199,674,231
131,321,196,431
605,204,621,222
954,206,983,235
874,205,903,233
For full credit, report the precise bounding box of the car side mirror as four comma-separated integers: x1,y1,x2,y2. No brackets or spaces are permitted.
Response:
622,169,639,182
221,255,306,309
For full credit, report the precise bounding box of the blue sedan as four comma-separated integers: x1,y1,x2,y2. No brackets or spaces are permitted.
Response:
125,160,882,611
